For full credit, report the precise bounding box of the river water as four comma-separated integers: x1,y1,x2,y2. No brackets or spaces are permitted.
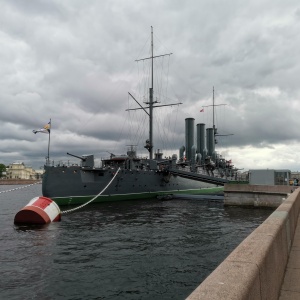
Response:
0,184,273,300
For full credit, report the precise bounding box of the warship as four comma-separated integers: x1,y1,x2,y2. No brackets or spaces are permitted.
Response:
42,28,237,206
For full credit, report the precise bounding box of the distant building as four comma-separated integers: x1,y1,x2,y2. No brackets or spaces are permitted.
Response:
291,172,300,180
249,169,291,186
6,162,43,180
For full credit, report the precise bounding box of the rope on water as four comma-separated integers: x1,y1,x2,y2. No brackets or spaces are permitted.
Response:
0,181,42,194
61,167,121,214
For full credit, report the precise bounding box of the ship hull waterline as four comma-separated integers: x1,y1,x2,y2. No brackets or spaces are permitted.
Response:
42,166,224,207
50,187,224,206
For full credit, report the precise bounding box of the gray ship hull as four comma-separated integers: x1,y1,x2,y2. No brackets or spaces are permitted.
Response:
42,165,223,206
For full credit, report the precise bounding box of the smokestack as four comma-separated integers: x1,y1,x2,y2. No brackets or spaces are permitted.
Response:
196,123,206,159
206,128,215,157
185,118,195,161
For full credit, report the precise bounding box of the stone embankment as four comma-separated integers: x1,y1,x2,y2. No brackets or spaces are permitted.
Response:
224,183,297,207
0,179,41,185
186,186,300,300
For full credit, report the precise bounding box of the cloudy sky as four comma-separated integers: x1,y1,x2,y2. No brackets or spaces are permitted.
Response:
1,0,300,172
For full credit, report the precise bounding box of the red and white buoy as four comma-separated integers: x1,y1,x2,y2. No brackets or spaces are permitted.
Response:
14,196,61,225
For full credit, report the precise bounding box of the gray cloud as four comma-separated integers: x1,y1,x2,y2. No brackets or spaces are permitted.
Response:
1,0,300,171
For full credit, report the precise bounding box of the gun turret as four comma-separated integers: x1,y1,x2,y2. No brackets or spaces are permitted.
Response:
67,152,86,161
106,151,115,159
67,153,94,168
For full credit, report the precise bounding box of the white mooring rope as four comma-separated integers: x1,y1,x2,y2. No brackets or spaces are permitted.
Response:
61,167,121,214
0,181,42,194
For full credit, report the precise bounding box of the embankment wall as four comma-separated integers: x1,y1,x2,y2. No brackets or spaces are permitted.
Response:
186,187,300,300
0,179,41,185
224,184,297,207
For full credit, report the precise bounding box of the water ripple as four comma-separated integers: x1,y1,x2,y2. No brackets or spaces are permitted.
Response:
0,185,273,299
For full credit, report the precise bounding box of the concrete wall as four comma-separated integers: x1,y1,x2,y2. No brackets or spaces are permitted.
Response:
224,184,297,208
186,188,300,300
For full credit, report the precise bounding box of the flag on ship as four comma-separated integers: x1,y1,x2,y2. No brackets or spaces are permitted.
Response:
33,121,51,134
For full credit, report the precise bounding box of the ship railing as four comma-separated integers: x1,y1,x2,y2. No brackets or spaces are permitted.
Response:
47,160,103,168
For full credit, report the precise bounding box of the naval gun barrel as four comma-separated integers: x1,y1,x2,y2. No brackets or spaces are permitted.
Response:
157,160,172,165
67,152,86,161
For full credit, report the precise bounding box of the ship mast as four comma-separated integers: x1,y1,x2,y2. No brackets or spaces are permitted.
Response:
213,86,215,135
203,86,220,138
127,27,181,160
202,87,232,143
149,26,154,159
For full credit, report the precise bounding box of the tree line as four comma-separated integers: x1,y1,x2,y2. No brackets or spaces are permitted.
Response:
0,164,7,177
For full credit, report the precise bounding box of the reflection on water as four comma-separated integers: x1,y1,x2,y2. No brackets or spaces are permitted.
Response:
0,185,273,300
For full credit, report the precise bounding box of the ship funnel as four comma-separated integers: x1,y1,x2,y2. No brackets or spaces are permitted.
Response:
206,128,215,158
196,123,206,161
185,118,195,161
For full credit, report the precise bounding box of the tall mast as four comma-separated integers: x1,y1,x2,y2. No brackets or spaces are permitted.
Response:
202,87,232,143
127,27,178,160
213,86,215,134
149,26,154,159
151,26,154,90
47,118,51,165
212,86,219,142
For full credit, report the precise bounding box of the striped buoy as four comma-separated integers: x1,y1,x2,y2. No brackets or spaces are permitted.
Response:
14,196,61,224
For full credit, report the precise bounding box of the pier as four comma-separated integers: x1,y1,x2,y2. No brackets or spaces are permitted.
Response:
186,185,300,299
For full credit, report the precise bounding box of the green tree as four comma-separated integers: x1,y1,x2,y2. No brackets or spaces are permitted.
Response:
0,164,6,178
